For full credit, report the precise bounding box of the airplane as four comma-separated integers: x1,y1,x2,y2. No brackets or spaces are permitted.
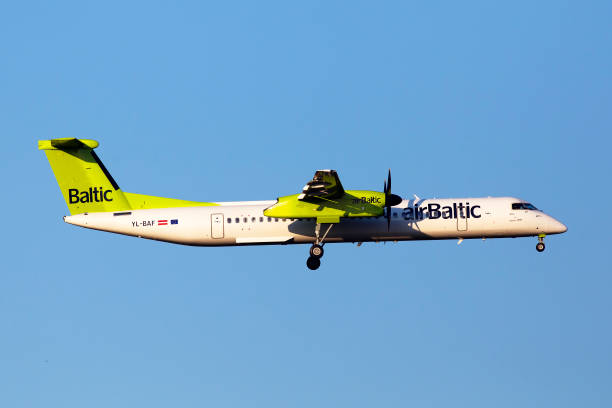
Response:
39,138,567,270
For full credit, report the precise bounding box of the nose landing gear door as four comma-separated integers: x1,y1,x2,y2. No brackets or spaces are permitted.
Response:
211,213,224,239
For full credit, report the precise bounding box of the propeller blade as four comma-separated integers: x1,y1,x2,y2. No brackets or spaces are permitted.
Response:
383,169,402,231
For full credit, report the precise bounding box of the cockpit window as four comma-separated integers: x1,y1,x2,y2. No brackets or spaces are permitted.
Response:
512,202,538,210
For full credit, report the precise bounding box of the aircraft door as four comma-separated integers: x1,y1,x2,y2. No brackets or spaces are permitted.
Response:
457,208,468,231
211,213,224,239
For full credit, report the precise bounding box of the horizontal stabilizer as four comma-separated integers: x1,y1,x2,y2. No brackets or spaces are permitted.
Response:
38,138,99,150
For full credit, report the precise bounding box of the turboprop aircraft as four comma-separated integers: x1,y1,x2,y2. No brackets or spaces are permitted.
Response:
39,138,567,270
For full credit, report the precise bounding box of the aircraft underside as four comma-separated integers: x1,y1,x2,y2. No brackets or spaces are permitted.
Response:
65,198,567,270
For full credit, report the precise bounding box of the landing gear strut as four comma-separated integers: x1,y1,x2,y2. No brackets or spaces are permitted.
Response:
536,234,546,252
306,223,333,270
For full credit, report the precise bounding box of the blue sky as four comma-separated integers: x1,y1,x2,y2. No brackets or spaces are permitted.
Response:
1,1,611,407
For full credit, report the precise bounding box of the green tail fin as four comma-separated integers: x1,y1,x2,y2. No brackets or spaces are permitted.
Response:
39,138,131,215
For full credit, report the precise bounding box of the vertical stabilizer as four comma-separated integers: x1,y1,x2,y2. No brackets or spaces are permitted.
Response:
39,138,131,215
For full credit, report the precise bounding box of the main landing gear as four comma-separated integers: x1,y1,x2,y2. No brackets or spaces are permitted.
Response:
536,234,546,252
306,255,321,270
306,223,333,270
310,244,324,258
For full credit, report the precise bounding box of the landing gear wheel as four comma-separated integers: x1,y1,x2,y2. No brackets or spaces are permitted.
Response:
309,244,324,258
536,242,545,252
306,256,321,270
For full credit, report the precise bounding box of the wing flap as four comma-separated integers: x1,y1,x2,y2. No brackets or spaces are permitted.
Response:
236,236,294,244
299,170,345,201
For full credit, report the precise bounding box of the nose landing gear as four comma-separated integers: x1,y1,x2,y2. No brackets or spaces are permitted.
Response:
536,234,546,252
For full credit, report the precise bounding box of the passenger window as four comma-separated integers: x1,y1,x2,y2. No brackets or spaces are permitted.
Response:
275,218,279,222
227,218,231,223
259,217,263,222
251,217,256,222
235,217,240,223
243,217,247,223
268,217,272,222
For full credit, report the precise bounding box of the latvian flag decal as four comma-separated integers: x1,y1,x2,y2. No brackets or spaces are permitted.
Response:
158,219,179,226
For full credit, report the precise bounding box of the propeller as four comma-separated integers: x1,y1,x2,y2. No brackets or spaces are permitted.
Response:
384,169,403,230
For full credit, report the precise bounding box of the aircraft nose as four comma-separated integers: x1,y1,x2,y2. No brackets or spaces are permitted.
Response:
547,217,567,234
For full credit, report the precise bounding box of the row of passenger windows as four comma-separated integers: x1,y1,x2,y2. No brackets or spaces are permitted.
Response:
227,215,393,224
227,217,297,224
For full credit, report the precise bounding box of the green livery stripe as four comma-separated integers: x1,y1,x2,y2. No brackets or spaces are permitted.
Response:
124,192,217,209
39,138,217,214
264,190,386,221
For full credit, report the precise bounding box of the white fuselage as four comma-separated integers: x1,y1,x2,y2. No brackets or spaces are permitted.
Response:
64,197,567,246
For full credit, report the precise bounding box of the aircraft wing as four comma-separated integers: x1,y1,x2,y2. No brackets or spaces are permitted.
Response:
298,170,345,201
